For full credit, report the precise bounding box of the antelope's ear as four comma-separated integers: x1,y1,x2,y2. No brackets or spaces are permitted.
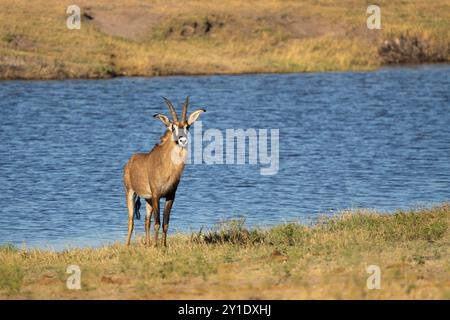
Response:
187,109,206,126
153,113,171,127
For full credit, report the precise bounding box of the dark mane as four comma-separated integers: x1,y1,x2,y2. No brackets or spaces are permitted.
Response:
149,130,172,153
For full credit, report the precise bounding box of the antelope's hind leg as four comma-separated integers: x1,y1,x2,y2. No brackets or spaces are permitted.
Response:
126,189,135,246
145,199,153,246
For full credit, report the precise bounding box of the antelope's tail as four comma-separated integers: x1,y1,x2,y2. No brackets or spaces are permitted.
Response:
133,193,141,220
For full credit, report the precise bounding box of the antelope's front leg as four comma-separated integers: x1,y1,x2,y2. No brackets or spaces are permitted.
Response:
145,199,153,246
152,197,161,247
162,195,175,247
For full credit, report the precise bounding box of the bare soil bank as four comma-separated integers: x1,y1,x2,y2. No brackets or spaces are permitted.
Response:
0,0,449,79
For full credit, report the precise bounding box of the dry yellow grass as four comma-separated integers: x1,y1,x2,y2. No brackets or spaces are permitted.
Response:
0,204,449,299
0,0,449,79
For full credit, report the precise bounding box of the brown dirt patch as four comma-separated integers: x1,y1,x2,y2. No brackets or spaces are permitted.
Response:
82,5,165,40
265,13,347,39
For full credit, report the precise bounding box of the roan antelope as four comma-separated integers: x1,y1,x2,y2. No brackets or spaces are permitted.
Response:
123,97,206,247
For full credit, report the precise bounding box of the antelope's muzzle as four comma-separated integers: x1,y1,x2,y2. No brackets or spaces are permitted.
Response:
177,135,187,147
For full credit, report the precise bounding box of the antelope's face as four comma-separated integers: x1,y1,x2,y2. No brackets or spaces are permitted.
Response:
170,123,188,148
153,96,206,149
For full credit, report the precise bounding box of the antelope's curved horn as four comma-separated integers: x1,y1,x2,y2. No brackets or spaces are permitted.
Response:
181,96,189,124
163,97,178,122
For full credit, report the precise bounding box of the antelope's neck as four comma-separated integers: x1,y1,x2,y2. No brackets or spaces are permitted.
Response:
159,131,187,169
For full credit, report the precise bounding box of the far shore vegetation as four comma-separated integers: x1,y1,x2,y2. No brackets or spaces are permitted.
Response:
1,204,448,299
1,0,449,80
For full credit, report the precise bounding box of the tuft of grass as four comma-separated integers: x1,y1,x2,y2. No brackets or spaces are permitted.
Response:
0,244,19,253
267,223,309,246
0,263,24,294
320,205,449,243
192,218,266,245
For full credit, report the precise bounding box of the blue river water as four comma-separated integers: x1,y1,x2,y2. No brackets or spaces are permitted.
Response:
0,64,449,249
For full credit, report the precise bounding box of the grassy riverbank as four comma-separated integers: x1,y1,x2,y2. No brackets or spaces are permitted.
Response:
1,0,449,79
0,204,449,299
